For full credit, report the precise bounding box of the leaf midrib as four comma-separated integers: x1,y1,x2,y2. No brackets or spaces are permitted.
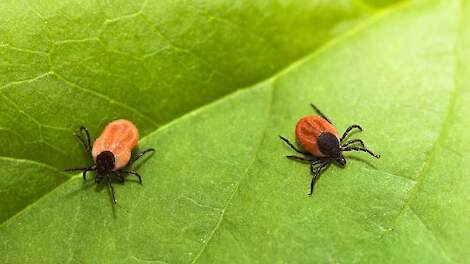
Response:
188,2,415,262
190,79,274,264
0,0,411,230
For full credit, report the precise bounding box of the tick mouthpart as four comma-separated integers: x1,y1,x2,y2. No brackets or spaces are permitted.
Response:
337,154,346,167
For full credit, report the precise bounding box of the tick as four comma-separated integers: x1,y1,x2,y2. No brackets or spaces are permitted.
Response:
65,119,155,204
280,103,380,195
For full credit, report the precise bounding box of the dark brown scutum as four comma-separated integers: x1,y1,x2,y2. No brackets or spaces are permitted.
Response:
95,151,115,175
317,132,341,158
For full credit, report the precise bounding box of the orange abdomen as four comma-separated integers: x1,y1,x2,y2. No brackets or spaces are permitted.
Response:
92,119,139,170
295,116,339,157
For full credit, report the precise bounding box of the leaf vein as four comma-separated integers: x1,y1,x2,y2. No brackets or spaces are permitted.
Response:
408,206,454,263
0,176,79,228
52,72,159,127
190,84,274,264
0,0,412,236
0,72,53,90
185,3,280,53
0,156,70,176
139,13,233,82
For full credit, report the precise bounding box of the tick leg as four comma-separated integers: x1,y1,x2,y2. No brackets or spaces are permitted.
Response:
80,127,92,150
82,168,93,181
343,146,380,158
310,103,332,124
279,136,309,155
95,175,102,184
128,148,155,166
119,170,142,184
64,167,92,181
310,159,325,167
341,139,365,148
309,161,330,195
340,124,363,142
106,175,117,205
64,167,89,172
75,126,93,159
286,155,317,163
113,171,125,184
75,134,88,153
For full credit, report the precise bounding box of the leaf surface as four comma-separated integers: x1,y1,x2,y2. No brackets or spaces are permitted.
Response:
1,0,470,264
0,0,376,222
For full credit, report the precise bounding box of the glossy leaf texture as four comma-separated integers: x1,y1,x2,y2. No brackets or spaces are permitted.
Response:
0,0,377,223
2,0,470,263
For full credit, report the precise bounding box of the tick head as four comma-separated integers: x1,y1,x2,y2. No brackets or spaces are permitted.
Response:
96,151,115,175
317,132,341,157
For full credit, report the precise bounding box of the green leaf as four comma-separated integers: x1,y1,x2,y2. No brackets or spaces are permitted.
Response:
0,0,376,223
2,0,469,263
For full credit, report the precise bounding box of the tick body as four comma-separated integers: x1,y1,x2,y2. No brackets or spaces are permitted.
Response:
295,116,340,158
280,104,380,195
92,120,139,172
66,119,155,205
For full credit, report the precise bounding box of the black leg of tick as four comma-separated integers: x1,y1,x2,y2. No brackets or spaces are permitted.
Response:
64,167,89,172
75,133,87,152
95,174,102,184
119,170,142,184
279,136,309,155
75,126,92,159
307,159,327,195
64,167,92,180
343,146,380,158
80,126,92,151
113,171,125,184
286,155,317,163
340,124,363,142
128,148,155,165
310,103,332,124
309,161,330,195
106,174,117,205
341,139,365,148
82,168,93,181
